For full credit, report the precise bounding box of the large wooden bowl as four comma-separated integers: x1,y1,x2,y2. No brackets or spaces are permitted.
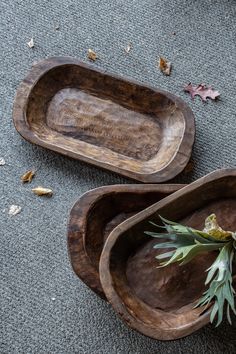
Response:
99,169,236,340
67,184,184,299
13,57,195,182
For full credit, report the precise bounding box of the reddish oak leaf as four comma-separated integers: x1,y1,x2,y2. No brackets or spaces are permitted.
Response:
184,83,220,102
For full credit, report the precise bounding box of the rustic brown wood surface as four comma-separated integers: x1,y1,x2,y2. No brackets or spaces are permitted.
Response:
99,169,236,340
67,184,184,299
13,57,195,183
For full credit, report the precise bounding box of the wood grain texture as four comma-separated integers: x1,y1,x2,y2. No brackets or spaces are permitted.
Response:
13,57,195,183
67,184,184,299
99,169,236,340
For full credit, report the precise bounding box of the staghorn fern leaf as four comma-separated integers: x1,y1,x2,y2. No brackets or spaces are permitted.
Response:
196,242,236,326
156,241,225,267
146,215,236,326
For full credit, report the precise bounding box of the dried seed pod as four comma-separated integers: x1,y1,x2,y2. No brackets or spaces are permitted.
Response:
87,49,97,61
32,186,53,197
21,170,35,183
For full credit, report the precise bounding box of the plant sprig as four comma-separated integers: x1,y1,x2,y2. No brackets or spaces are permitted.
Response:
145,215,236,326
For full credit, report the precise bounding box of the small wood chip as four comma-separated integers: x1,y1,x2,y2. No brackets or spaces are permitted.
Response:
159,56,171,76
8,205,22,216
0,158,6,166
87,49,97,61
27,38,34,48
21,170,35,183
124,43,132,54
32,186,53,197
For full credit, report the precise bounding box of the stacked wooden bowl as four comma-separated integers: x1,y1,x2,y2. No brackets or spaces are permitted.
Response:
67,169,236,340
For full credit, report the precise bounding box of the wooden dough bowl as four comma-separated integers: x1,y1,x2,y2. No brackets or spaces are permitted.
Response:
67,184,184,299
99,169,236,340
13,57,195,183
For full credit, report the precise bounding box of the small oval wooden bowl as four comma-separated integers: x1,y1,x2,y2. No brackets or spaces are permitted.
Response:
13,57,195,183
99,169,236,340
67,184,184,299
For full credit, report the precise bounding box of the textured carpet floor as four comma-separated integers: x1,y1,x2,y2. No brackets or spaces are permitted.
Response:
1,0,236,353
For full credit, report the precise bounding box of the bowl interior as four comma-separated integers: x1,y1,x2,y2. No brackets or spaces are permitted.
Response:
126,239,216,312
25,64,186,174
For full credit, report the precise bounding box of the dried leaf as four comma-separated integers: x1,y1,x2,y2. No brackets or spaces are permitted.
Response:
203,214,232,240
0,157,6,166
8,205,22,216
21,170,35,183
184,83,220,102
183,160,194,174
87,49,97,61
32,186,53,197
125,43,132,53
27,38,34,48
159,56,171,76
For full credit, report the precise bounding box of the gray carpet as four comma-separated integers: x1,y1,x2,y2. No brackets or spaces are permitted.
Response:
1,0,236,353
